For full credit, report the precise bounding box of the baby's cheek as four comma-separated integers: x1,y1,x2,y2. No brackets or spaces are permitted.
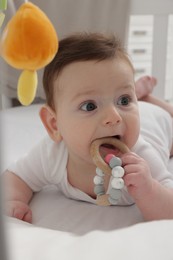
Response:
127,116,140,147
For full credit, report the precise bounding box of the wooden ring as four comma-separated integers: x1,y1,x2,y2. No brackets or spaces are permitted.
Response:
90,137,130,176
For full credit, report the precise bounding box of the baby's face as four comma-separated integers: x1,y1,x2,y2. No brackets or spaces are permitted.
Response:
53,58,140,164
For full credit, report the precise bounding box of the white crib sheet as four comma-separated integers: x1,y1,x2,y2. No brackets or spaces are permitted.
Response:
1,102,173,260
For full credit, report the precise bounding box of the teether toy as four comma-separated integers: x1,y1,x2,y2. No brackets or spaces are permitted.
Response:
0,2,58,105
90,137,130,206
90,137,129,175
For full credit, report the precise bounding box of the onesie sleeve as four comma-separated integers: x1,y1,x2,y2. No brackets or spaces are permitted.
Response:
7,136,68,192
139,101,173,165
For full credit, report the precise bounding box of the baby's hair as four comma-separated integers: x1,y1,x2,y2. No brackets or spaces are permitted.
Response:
43,32,133,109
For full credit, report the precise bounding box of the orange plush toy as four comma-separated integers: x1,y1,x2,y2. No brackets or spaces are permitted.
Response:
0,2,58,105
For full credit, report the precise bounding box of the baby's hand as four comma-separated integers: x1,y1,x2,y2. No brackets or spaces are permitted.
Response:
121,152,153,201
5,200,32,223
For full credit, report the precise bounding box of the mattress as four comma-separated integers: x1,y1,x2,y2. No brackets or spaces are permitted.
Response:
1,101,173,260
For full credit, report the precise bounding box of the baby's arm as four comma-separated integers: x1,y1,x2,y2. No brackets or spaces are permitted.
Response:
121,152,173,220
2,170,33,223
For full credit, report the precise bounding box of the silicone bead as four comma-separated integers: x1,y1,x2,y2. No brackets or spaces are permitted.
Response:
96,167,105,177
109,188,122,200
94,185,105,195
112,166,125,178
109,156,122,169
93,175,104,185
108,197,119,205
105,154,115,164
111,178,124,189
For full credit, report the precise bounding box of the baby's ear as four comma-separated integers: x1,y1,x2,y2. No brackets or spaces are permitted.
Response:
39,105,62,143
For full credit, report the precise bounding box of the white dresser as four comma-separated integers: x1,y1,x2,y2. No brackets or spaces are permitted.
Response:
128,0,173,101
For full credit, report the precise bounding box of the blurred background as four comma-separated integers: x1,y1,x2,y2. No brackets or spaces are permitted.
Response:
0,0,173,108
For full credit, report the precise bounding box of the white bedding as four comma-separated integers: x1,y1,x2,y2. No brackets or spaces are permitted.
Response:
1,102,173,260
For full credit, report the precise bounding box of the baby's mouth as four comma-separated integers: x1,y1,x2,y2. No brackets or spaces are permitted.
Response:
99,136,122,159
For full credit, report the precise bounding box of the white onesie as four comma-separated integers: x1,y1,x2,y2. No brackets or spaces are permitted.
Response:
8,102,173,206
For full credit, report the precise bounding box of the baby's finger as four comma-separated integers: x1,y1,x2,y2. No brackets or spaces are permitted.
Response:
23,209,32,223
124,164,140,175
13,208,27,220
121,152,143,166
124,172,141,187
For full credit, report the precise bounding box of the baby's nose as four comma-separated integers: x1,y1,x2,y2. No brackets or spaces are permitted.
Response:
102,106,122,126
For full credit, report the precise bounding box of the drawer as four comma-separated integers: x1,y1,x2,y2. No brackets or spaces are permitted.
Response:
133,62,152,78
128,43,152,61
129,26,153,43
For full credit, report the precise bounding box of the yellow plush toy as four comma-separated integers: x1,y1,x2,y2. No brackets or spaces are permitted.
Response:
0,1,58,105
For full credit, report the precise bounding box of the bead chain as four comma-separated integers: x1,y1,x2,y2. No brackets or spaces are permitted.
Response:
93,155,125,205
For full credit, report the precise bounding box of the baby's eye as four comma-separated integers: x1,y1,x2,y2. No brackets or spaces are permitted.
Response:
117,95,131,106
80,102,97,111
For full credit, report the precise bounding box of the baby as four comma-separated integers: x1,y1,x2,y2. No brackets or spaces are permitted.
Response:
3,32,173,223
